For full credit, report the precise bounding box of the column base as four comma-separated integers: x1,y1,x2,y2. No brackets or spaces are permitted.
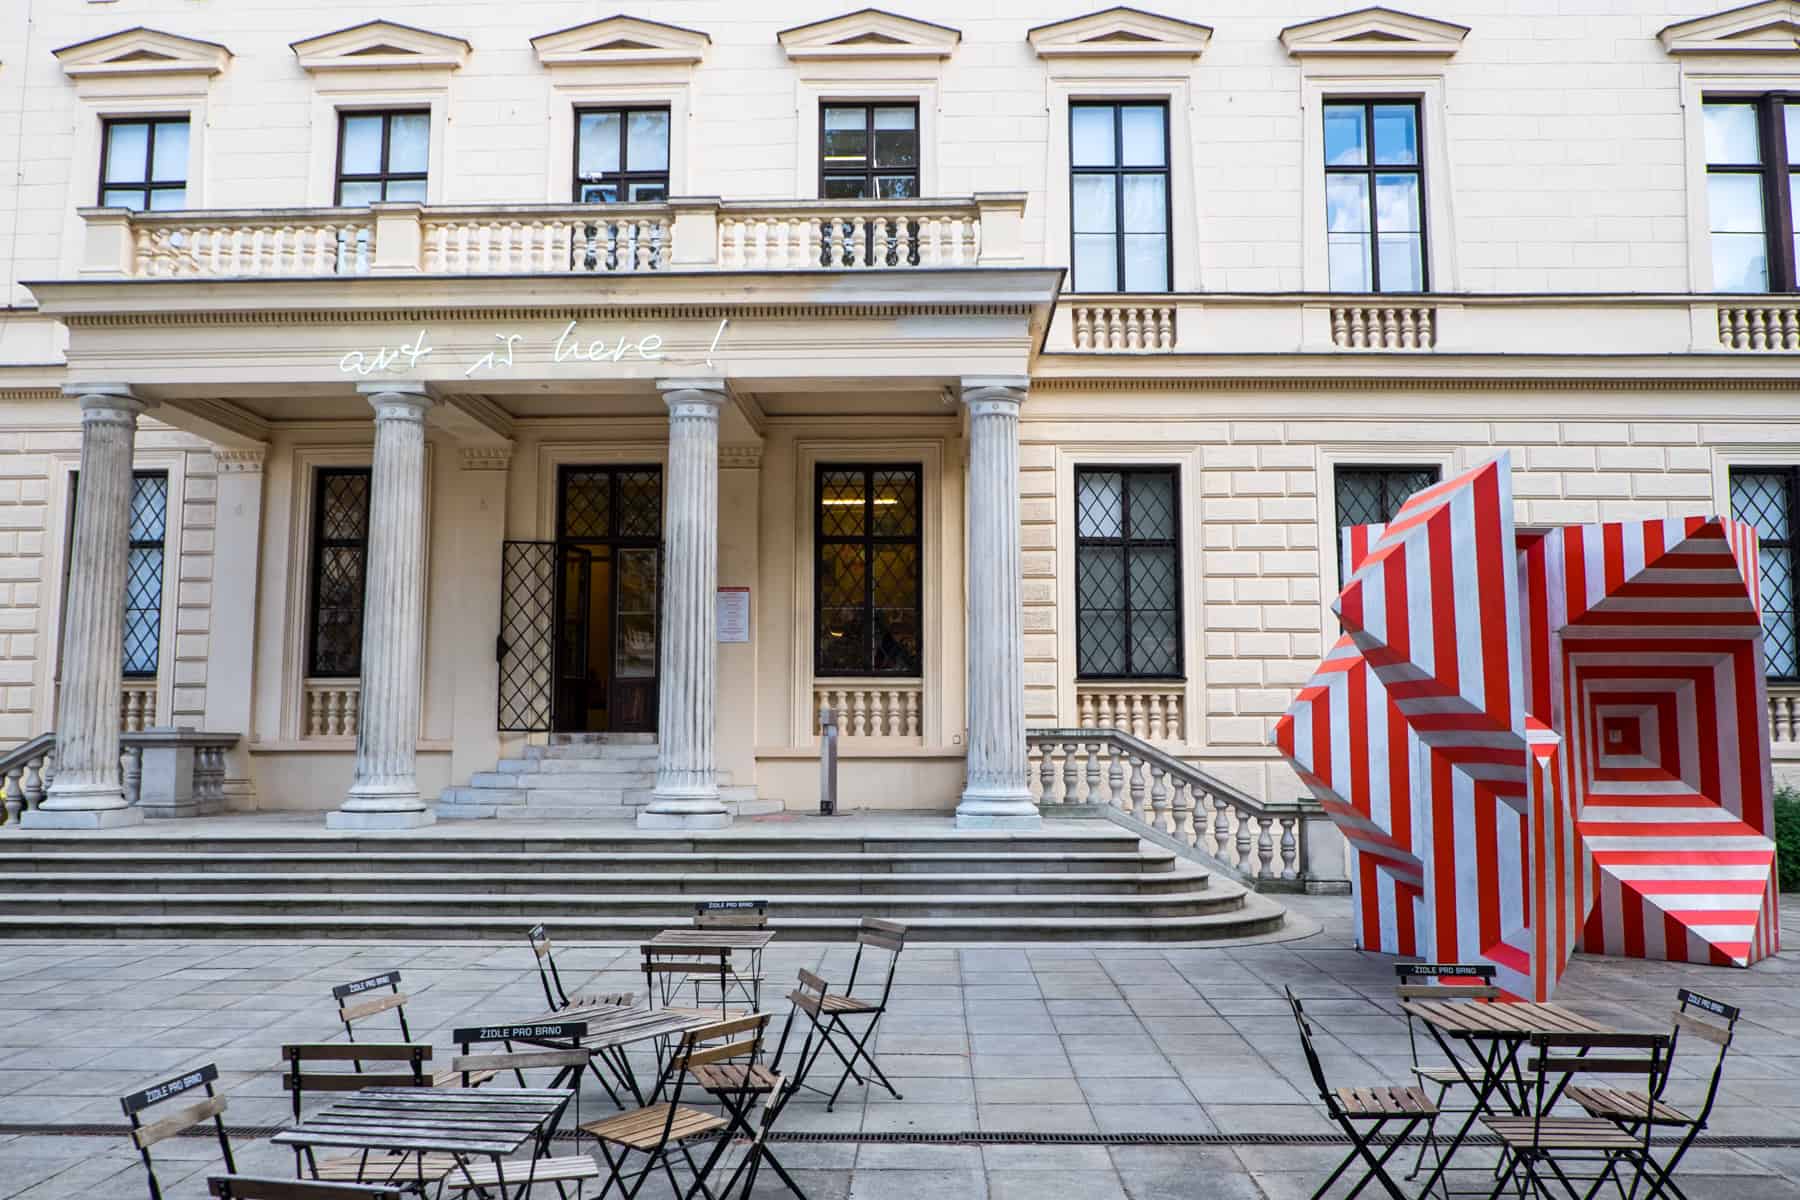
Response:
326,808,438,830
954,790,1042,831
21,806,145,829
637,808,732,830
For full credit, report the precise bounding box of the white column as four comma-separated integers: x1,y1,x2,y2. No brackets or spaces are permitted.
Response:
26,385,152,828
956,377,1039,830
639,380,728,830
328,384,436,830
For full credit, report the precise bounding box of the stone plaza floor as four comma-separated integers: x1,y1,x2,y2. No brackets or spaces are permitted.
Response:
2,894,1798,1199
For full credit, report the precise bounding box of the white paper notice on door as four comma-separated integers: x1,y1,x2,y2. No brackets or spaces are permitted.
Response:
717,586,751,643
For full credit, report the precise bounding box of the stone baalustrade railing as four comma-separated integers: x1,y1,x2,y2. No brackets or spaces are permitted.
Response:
1068,303,1177,351
1772,685,1800,750
304,679,362,739
1028,727,1346,893
813,679,923,740
1719,304,1800,350
121,680,158,732
1331,304,1436,349
1075,682,1185,742
0,727,239,824
78,193,1026,280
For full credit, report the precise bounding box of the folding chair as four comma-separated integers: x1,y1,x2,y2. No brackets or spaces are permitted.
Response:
122,1063,236,1200
787,917,907,1110
686,997,820,1200
330,970,496,1089
578,1014,767,1200
1286,987,1437,1200
529,923,635,1013
1394,961,1502,1180
440,1032,600,1198
1481,1030,1669,1200
209,1179,406,1199
1564,989,1740,1200
280,1042,457,1188
705,1074,796,1200
688,900,769,1009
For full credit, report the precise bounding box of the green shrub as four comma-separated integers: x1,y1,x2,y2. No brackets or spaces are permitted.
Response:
1778,786,1800,894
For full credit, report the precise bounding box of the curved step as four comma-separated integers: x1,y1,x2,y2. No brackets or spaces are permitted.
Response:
0,849,1175,874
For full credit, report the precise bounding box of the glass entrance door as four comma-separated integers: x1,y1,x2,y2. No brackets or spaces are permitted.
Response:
553,466,662,733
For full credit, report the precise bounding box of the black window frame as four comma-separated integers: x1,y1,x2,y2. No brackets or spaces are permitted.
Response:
61,469,168,679
1704,93,1799,293
1729,464,1799,682
1074,465,1184,681
1323,98,1430,294
306,467,373,679
817,101,920,200
98,116,189,211
1333,463,1443,564
813,463,924,679
334,109,429,206
1068,100,1173,295
573,105,673,204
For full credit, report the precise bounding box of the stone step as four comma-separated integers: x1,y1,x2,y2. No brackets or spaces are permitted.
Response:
0,884,1244,921
0,892,1287,942
523,744,660,762
468,771,650,790
0,868,1204,896
0,848,1171,874
495,757,656,774
0,832,1154,857
547,732,656,747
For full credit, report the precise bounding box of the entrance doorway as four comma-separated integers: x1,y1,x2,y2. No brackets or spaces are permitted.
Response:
553,466,662,733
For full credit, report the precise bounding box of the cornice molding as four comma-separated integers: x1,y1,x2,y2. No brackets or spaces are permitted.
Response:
1660,1,1800,55
720,444,764,469
531,15,710,67
778,8,961,61
1279,6,1469,58
214,447,267,474
290,19,471,73
459,446,513,471
1030,374,1800,393
1027,6,1213,60
56,301,1034,329
53,26,232,79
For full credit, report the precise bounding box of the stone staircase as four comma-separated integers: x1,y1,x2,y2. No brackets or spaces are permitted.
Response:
436,733,775,820
0,824,1290,942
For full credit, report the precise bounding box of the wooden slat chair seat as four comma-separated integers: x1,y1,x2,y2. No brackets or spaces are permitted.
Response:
687,1061,782,1093
442,1155,601,1191
583,1102,728,1150
816,993,880,1015
1564,1086,1690,1125
123,1064,237,1200
209,1177,409,1199
330,972,498,1091
1287,988,1437,1200
528,923,633,1015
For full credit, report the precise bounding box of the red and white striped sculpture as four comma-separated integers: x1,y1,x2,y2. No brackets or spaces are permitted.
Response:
1275,454,1779,998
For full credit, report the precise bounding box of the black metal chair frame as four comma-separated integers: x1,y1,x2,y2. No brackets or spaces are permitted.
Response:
789,918,907,1110
1287,987,1436,1200
1394,961,1504,1181
123,1063,235,1200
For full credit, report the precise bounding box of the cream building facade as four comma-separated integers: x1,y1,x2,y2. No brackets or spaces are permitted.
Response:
2,0,1798,830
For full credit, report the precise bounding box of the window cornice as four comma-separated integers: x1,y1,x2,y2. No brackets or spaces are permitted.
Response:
290,19,471,74
53,26,231,80
778,9,961,63
1661,2,1800,56
1027,6,1211,61
1279,6,1468,60
531,16,710,69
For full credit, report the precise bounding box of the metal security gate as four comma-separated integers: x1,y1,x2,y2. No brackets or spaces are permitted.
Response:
497,540,556,732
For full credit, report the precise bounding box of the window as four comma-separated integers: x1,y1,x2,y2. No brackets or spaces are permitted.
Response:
1070,102,1170,292
1075,468,1181,678
335,110,429,205
815,466,921,677
1704,96,1799,293
575,107,671,202
99,118,188,211
1334,464,1441,561
820,103,919,199
62,471,166,677
307,469,373,678
1324,100,1427,292
1730,467,1797,679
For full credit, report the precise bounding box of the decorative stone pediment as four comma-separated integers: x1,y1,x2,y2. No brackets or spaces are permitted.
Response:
1027,7,1213,59
53,27,231,79
777,9,961,61
1279,7,1469,58
1660,1,1800,55
531,15,710,67
290,20,470,73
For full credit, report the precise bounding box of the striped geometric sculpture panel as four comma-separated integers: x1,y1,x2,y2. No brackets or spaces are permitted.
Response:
1274,453,1779,999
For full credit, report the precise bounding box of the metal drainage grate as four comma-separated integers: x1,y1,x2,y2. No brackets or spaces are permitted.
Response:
4,1124,1799,1150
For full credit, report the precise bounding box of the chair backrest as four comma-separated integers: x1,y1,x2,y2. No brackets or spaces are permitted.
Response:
447,1021,590,1089
528,923,575,1011
846,918,907,1004
1283,987,1338,1113
331,970,413,1048
281,1043,430,1122
695,899,768,929
123,1063,234,1200
642,944,730,1009
1394,962,1502,1001
1524,1031,1669,1146
209,1177,407,1199
1671,989,1740,1125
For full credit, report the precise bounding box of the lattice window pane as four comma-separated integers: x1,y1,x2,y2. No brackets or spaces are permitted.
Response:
1765,545,1797,677
1078,612,1126,676
1336,471,1389,530
562,472,611,539
1732,471,1792,541
122,546,162,676
1075,466,1182,679
820,471,865,538
1077,472,1123,539
311,546,367,677
129,474,167,542
1078,544,1125,609
1131,610,1179,677
1128,472,1175,540
816,465,922,677
498,541,557,731
320,473,370,541
616,470,662,537
871,469,918,537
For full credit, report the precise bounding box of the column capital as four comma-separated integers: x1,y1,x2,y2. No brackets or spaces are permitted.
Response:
959,376,1029,415
356,382,434,421
659,378,728,420
63,383,152,422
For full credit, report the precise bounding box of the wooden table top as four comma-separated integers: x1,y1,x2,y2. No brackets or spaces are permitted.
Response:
1400,998,1616,1038
271,1087,568,1156
648,928,777,950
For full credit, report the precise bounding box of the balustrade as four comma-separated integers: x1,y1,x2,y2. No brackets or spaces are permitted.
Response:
1070,303,1176,351
1028,728,1322,890
1718,305,1800,351
2,728,235,824
813,680,923,739
1331,304,1436,349
423,211,669,274
120,681,157,732
131,215,372,278
304,680,361,739
718,204,979,271
1076,684,1184,742
1772,687,1800,746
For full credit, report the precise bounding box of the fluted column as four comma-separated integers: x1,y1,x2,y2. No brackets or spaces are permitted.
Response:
329,384,436,829
639,380,729,829
26,386,152,828
957,377,1039,829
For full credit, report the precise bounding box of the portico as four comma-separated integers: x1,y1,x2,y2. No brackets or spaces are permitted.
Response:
25,263,1061,828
